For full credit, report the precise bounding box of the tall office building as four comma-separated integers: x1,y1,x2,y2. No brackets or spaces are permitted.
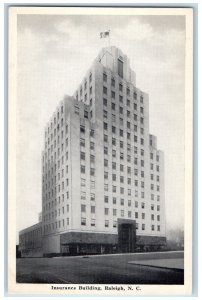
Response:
19,46,166,257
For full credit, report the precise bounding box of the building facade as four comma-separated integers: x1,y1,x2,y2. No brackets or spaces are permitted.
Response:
18,222,42,257
19,46,166,257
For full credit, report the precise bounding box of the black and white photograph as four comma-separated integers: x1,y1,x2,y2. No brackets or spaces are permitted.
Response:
8,6,193,296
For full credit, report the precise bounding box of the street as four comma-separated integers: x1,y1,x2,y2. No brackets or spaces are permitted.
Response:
16,251,184,284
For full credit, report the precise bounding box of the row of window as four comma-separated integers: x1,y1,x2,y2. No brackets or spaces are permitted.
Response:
45,106,65,137
43,191,70,207
44,220,160,232
103,98,144,114
80,204,161,218
104,111,144,132
45,124,68,149
104,135,144,151
103,73,144,103
80,125,95,137
103,107,145,125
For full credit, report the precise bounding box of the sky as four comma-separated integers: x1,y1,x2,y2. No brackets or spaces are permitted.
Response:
16,13,185,241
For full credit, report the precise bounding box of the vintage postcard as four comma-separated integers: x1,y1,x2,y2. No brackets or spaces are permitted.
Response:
8,6,193,296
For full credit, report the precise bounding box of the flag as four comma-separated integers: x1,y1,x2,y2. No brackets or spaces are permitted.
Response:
100,30,110,39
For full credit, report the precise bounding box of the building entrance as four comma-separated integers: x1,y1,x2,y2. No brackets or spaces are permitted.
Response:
118,219,136,253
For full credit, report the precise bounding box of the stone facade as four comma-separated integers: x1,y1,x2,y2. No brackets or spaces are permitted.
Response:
19,46,166,257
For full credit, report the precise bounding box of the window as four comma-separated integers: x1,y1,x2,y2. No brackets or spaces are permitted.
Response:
112,174,116,181
104,159,108,167
157,225,160,231
120,198,124,206
156,155,159,162
128,200,131,207
104,196,109,203
91,206,95,214
104,134,108,143
81,217,86,225
140,95,144,103
142,213,145,220
119,106,123,115
112,149,116,158
142,224,145,230
81,204,86,213
111,102,115,110
81,192,86,200
104,184,108,191
113,197,116,204
120,176,124,183
90,168,95,176
120,129,123,137
103,98,107,106
80,125,85,134
112,126,116,134
105,220,109,227
151,225,155,231
112,186,116,193
104,147,108,155
80,179,85,187
111,78,115,87
103,86,107,94
105,208,109,215
81,165,85,174
111,91,115,99
112,162,116,170
104,172,108,179
118,58,123,78
80,138,85,147
141,202,145,209
112,137,116,146
127,121,130,129
91,219,95,226
103,110,108,118
91,181,95,189
90,142,95,150
104,122,108,130
140,117,144,124
157,215,160,221
140,107,144,114
103,73,107,82
120,141,123,148
89,73,92,82
80,152,85,160
119,95,123,103
90,155,95,163
127,87,130,96
119,83,123,91
91,193,95,201
151,204,154,211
